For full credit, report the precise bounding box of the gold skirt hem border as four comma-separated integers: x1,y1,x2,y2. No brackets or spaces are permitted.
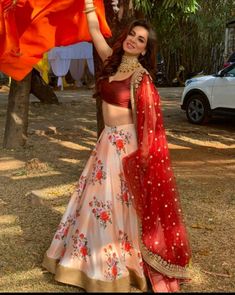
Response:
42,254,148,292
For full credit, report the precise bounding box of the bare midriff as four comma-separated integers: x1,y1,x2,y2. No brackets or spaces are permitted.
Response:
102,100,133,127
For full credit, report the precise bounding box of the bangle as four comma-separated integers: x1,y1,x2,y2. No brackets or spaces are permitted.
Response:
83,6,96,14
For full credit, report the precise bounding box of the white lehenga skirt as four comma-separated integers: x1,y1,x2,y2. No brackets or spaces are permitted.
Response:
42,124,147,292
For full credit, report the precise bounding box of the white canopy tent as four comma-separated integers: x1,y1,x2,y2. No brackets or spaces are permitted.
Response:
48,42,94,90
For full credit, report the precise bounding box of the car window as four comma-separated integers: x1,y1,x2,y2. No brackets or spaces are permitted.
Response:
226,67,235,77
228,52,235,62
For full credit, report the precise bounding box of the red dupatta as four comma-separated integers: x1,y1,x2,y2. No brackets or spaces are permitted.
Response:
0,0,111,81
123,68,191,281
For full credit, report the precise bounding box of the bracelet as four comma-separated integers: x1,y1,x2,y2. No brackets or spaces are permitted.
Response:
83,6,96,14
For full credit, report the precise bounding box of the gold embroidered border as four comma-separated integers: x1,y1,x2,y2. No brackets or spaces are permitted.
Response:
137,220,191,279
130,67,191,280
42,253,148,292
130,64,147,133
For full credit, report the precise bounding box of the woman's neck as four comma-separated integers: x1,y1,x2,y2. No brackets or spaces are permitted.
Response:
117,54,140,73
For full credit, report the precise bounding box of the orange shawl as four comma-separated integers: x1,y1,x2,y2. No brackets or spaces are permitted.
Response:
0,0,111,81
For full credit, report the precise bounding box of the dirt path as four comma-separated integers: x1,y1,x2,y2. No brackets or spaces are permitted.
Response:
0,88,234,292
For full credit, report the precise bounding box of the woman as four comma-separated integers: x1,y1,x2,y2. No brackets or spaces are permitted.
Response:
42,0,191,292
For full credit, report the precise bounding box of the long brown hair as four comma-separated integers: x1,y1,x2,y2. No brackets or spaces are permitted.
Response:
99,19,157,81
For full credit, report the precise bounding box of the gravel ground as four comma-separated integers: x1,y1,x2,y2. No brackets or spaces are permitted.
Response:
0,87,234,292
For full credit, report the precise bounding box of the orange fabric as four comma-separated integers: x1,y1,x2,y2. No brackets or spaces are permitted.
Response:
0,0,111,81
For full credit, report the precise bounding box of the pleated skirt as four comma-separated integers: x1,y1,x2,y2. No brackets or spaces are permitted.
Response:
42,124,147,292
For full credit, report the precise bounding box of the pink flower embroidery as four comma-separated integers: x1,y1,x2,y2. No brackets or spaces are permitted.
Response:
100,211,110,221
80,246,88,257
96,170,103,181
116,139,124,150
71,230,91,262
89,196,112,229
108,128,131,155
118,230,133,260
104,245,121,280
54,214,76,240
116,173,132,206
124,241,132,252
90,157,106,185
111,265,118,277
75,175,87,200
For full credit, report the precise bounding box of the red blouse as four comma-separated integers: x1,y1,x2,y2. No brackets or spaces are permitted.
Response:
99,75,132,109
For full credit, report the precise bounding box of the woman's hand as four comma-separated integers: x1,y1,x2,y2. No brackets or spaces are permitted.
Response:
84,0,96,13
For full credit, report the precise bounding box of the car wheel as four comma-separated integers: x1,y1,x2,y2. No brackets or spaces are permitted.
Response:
186,94,211,124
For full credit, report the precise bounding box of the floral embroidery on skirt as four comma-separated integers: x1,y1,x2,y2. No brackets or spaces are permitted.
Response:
42,124,147,292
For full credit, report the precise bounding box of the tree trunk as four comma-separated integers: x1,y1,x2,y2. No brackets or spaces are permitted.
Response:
30,68,59,104
3,72,32,149
93,47,105,138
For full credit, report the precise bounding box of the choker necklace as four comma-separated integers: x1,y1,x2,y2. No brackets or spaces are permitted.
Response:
117,55,141,73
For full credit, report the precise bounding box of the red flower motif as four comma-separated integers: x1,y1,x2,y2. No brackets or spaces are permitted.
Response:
116,139,124,150
100,211,109,221
124,241,132,252
76,211,80,218
96,170,103,180
112,265,118,277
61,247,66,257
80,246,88,257
64,227,69,236
122,192,129,202
79,233,84,239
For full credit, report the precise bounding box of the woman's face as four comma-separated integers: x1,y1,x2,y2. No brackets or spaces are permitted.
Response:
123,25,149,56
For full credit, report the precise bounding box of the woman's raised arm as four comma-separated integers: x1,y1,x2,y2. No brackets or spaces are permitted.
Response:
84,0,113,62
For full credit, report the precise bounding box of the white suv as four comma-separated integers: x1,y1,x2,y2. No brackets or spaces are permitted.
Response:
180,63,235,124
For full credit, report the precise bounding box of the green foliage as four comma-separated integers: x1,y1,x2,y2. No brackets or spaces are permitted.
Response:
162,0,199,13
127,0,234,82
133,0,153,15
133,0,199,15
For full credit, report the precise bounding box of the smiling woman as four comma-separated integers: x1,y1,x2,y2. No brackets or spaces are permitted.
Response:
122,26,148,56
42,1,192,292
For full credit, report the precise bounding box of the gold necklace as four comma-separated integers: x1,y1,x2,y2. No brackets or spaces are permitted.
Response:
117,55,141,73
